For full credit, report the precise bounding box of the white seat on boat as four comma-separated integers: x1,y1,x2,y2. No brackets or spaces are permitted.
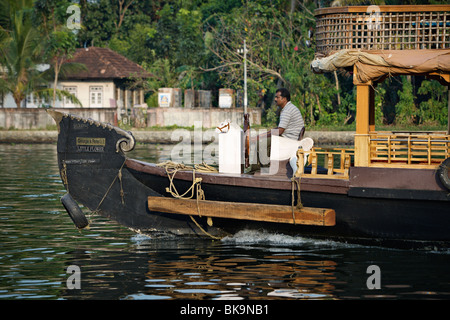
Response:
270,135,313,161
267,136,314,175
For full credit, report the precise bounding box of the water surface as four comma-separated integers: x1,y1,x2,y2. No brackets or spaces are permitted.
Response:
0,143,449,301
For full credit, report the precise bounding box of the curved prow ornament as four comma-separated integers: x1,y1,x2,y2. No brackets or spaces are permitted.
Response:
47,109,136,155
116,132,135,154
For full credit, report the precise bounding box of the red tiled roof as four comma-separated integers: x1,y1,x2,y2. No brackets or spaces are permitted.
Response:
62,47,153,80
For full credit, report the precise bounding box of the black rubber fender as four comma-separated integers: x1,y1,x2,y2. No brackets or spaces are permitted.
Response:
437,158,450,191
61,193,89,229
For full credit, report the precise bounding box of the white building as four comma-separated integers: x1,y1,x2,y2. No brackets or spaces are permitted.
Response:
0,47,152,110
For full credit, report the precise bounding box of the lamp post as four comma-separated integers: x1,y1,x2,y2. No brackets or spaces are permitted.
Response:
238,40,250,168
237,40,248,114
243,39,248,114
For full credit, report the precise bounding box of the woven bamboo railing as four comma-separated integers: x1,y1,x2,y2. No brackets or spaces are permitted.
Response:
315,5,450,56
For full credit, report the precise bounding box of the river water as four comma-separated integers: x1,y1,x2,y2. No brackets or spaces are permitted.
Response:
1,143,450,303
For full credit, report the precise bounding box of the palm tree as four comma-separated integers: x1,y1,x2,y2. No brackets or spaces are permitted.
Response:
44,29,86,108
0,1,82,108
0,7,43,108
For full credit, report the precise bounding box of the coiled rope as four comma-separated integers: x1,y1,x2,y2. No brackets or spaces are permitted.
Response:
156,161,221,240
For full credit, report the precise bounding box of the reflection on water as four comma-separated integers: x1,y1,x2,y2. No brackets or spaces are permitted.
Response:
0,144,450,300
127,232,338,300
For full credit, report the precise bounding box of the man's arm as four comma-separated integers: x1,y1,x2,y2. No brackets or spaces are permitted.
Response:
268,127,284,137
254,127,284,141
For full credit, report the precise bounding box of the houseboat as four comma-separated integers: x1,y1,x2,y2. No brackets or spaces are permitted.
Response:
51,5,450,249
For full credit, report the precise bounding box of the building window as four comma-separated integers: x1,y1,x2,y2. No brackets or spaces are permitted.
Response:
90,86,103,107
63,86,77,107
26,94,33,107
25,92,47,108
134,90,141,105
127,89,132,108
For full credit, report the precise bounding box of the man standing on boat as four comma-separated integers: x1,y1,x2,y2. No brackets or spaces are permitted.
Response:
251,87,304,170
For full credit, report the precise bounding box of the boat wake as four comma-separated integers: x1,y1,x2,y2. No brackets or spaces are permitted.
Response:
129,229,450,254
221,229,362,249
129,228,357,249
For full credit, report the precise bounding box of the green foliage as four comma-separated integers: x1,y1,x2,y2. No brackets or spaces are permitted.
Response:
0,0,83,107
77,0,115,46
417,79,448,126
0,0,447,129
47,29,77,55
0,2,45,107
395,76,417,125
143,58,178,93
263,104,279,127
339,87,356,125
175,8,204,66
374,85,386,126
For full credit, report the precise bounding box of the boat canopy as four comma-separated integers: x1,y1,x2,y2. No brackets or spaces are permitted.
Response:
311,49,450,84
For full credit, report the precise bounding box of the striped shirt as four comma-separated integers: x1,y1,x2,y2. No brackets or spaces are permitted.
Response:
278,101,304,140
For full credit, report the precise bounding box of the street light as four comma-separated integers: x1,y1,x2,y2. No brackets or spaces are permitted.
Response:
238,40,250,168
237,40,248,114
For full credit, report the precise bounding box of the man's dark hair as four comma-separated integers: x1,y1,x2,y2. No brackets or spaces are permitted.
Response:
276,88,290,101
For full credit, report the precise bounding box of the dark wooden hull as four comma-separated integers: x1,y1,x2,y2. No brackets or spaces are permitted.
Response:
50,110,450,249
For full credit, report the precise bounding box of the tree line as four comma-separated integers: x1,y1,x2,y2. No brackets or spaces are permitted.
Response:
0,0,447,128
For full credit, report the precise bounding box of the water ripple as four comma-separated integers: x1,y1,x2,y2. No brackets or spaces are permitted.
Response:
1,144,450,300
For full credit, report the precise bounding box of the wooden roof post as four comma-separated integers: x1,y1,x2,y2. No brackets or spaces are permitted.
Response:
369,84,375,133
354,66,374,167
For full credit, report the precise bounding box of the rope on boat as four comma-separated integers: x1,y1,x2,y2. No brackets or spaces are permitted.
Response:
64,157,303,234
95,159,127,212
157,161,221,240
61,158,127,226
290,177,303,225
156,160,218,173
61,162,69,192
